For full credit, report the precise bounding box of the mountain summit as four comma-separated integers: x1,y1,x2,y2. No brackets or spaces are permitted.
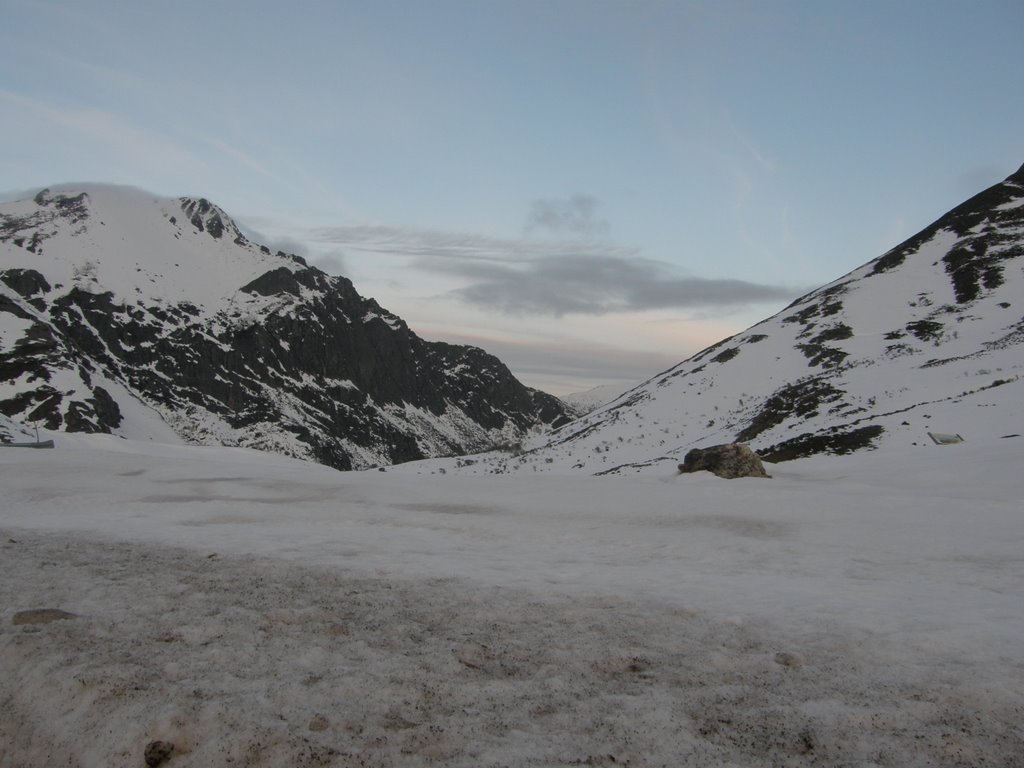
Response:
438,164,1024,475
0,185,571,469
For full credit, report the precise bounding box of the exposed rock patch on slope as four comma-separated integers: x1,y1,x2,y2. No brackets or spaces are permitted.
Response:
428,164,1024,475
0,185,571,469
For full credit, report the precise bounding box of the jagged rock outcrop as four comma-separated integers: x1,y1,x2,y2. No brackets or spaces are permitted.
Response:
0,185,573,469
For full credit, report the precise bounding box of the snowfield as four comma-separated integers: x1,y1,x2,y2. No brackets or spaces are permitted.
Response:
2,434,1023,766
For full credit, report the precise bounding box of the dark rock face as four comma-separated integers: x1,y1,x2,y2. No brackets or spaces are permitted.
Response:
1,268,50,300
679,444,770,479
181,197,226,238
0,188,574,470
871,163,1024,279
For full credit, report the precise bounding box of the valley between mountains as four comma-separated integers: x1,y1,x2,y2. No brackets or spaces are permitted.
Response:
2,166,1023,767
4,165,1023,472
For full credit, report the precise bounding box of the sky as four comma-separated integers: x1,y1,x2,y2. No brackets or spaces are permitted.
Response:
2,0,1022,395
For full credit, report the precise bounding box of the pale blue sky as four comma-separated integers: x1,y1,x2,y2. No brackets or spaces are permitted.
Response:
2,0,1022,393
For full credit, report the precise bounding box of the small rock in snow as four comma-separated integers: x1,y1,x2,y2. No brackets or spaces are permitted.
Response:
774,651,804,668
144,740,174,767
12,608,77,625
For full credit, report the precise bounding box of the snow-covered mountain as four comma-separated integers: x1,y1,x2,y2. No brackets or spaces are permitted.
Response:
428,163,1024,476
0,185,572,469
560,381,639,415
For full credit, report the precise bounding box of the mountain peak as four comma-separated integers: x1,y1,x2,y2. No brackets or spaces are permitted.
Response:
1,184,573,468
178,196,243,243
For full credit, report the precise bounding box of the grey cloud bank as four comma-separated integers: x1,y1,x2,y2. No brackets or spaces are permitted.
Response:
445,254,800,316
313,224,799,316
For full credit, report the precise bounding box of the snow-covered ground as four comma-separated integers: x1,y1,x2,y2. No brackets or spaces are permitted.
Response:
2,434,1023,766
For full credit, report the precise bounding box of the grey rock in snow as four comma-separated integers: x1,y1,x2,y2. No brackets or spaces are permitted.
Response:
12,608,78,625
143,740,174,767
678,443,770,479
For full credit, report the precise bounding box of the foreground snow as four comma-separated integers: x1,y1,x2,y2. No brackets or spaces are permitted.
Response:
2,435,1023,766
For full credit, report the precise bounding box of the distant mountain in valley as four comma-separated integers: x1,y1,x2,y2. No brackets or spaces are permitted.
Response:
560,381,640,415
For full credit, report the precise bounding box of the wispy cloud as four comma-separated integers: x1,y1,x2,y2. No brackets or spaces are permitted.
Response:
312,223,800,317
235,219,348,276
313,224,641,266
725,112,777,174
0,186,44,203
0,89,206,181
526,194,608,238
202,137,282,182
69,57,155,96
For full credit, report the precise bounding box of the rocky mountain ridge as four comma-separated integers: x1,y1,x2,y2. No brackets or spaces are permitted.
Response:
0,185,572,469
415,163,1024,476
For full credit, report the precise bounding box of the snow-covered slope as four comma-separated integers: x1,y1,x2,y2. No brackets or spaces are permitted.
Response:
0,186,282,310
0,185,571,468
428,163,1024,475
2,433,1023,765
0,413,37,444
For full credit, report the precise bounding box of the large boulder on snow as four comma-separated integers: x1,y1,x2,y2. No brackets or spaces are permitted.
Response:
678,443,770,479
